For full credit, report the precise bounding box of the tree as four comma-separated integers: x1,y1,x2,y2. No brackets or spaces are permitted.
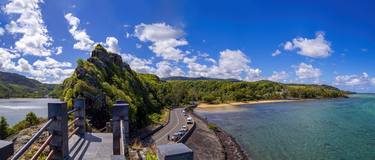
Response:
25,112,39,126
0,116,9,139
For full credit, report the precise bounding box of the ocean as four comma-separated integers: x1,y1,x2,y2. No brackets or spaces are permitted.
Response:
195,94,375,160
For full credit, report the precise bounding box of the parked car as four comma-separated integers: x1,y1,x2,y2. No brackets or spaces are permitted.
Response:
170,133,180,141
180,125,188,132
177,131,185,136
187,116,193,124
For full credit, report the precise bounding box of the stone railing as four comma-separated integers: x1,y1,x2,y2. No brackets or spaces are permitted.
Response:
111,100,130,159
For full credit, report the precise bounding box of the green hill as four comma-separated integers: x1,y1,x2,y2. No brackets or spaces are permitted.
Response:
0,71,56,98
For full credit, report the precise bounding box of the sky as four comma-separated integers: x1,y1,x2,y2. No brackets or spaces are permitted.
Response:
0,0,374,93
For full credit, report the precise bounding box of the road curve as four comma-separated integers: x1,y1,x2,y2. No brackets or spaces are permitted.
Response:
151,108,187,145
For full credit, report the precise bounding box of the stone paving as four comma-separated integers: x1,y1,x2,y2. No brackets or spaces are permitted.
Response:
68,133,114,160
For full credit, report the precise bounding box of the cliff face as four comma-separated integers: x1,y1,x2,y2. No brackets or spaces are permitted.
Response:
62,45,163,129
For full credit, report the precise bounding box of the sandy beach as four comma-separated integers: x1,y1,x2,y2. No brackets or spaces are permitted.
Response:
198,99,302,109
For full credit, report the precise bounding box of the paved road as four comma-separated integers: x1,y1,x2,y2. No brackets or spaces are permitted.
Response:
151,108,187,145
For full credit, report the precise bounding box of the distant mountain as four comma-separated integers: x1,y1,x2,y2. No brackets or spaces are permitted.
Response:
0,71,56,98
161,76,241,82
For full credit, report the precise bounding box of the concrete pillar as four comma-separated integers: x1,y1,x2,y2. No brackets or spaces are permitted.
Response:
112,100,129,156
48,102,69,160
0,140,13,159
74,98,86,137
112,115,121,155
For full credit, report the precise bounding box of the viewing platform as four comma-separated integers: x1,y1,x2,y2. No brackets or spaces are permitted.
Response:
0,98,129,160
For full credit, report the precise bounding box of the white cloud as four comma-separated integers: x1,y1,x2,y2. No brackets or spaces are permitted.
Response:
284,41,294,51
55,46,63,55
295,62,321,79
155,61,184,77
15,58,32,72
134,23,188,61
135,43,142,49
33,57,72,69
335,72,375,86
0,27,5,36
283,32,332,58
268,71,289,82
272,49,281,56
64,13,95,51
0,48,19,71
30,57,74,83
3,0,53,56
183,49,262,81
105,37,120,53
121,53,155,74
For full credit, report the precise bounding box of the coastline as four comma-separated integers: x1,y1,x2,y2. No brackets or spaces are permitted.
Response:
198,99,303,109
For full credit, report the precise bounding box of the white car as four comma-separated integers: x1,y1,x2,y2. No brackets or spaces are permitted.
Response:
186,116,193,124
180,125,188,132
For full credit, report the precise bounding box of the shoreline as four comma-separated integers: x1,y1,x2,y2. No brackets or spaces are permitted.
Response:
198,99,303,109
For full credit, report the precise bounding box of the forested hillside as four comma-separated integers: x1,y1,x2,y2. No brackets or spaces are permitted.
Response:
163,80,347,104
0,71,56,98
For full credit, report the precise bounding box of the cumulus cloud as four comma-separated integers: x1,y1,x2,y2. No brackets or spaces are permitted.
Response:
15,58,33,72
55,46,63,55
105,37,120,53
3,0,53,56
65,13,95,51
155,61,184,77
283,32,332,58
268,71,289,82
0,48,19,71
121,53,155,74
30,57,74,83
295,63,321,79
134,23,188,61
272,49,281,56
335,72,375,86
183,49,262,81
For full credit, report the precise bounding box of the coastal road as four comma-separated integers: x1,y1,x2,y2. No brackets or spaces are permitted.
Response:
151,108,187,145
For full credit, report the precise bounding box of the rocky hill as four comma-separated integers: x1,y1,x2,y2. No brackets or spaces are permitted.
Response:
62,44,164,129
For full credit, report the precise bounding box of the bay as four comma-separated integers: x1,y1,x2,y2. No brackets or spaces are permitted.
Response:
195,94,375,160
0,98,59,125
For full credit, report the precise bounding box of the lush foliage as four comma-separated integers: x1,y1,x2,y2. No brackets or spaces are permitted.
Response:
0,116,10,139
162,80,347,104
0,71,57,98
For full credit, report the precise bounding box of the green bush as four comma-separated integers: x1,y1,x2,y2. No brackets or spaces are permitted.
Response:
208,123,218,131
0,116,10,139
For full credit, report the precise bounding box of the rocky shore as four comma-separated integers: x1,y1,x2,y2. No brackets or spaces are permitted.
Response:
188,110,249,160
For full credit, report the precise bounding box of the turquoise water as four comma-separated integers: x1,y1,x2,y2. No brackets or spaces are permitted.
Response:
195,94,375,160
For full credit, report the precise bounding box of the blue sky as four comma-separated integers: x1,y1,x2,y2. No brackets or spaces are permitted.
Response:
0,0,374,92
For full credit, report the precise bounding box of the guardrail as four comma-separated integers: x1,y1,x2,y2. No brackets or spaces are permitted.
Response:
9,98,86,160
